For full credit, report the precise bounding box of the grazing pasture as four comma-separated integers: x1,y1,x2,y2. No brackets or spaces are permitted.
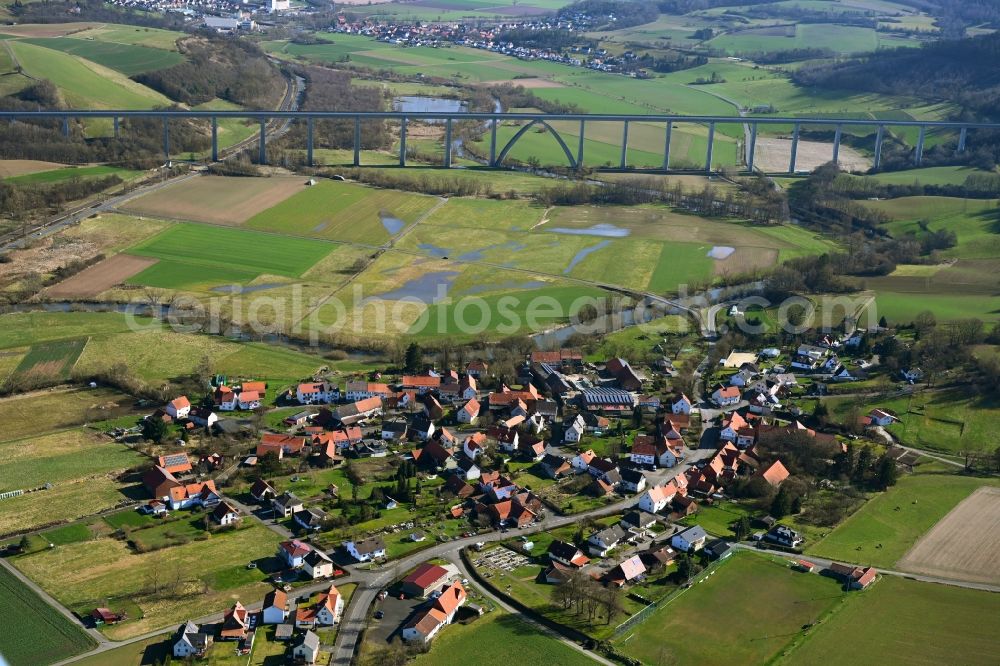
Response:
122,175,310,226
615,553,845,666
896,486,1000,584
4,165,142,185
0,566,96,666
784,576,1000,665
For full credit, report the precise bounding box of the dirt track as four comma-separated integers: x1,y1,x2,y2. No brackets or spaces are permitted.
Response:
897,486,1000,585
45,254,157,298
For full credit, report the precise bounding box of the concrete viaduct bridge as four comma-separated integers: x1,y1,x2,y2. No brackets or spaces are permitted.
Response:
2,110,996,174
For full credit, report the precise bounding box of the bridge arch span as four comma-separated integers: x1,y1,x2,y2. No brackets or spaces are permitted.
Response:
493,118,577,169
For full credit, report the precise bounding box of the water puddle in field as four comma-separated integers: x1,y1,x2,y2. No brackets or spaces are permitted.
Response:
394,96,468,123
212,283,285,294
417,240,528,262
564,240,611,274
463,280,546,295
707,246,736,260
313,222,328,232
549,223,631,238
375,271,459,302
380,214,406,235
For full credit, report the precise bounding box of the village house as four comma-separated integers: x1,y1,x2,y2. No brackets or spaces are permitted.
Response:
344,381,391,401
210,501,241,527
237,390,262,410
262,589,289,625
402,580,467,643
587,524,628,557
466,360,489,377
457,398,480,424
637,484,675,514
157,452,192,474
866,408,898,427
272,492,304,518
250,479,276,503
294,507,327,532
563,414,585,443
402,563,451,597
758,460,790,487
580,387,635,412
296,585,343,627
547,540,590,568
540,453,572,479
173,621,212,658
456,457,481,481
671,394,693,415
604,554,646,587
165,396,191,420
296,382,338,405
462,433,486,460
765,524,803,548
345,536,386,562
215,386,238,411
336,396,384,425
220,602,250,641
293,630,320,664
712,385,742,407
401,375,441,394
620,468,647,494
827,563,878,590
671,525,708,553
257,433,308,458
278,539,312,568
606,358,643,391
189,407,218,428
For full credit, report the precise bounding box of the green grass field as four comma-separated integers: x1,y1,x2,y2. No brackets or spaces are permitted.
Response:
0,386,138,443
14,37,183,75
13,523,283,640
807,465,999,568
4,165,142,185
7,40,169,111
126,223,335,290
782,576,1000,665
0,565,96,666
0,429,145,494
409,610,597,666
615,553,845,665
70,24,184,50
13,337,87,380
244,179,439,243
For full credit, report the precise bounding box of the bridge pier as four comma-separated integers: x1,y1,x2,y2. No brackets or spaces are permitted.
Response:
873,125,885,171
444,118,453,169
915,126,926,166
489,118,498,167
620,120,629,170
353,117,361,167
705,122,715,174
62,117,69,137
577,119,586,169
259,120,267,165
833,124,842,165
958,127,967,153
399,117,407,167
306,117,313,167
162,117,169,162
747,122,757,172
211,117,218,162
789,122,800,174
113,116,119,140
663,121,672,170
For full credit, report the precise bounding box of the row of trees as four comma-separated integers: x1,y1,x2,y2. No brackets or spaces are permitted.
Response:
550,570,626,625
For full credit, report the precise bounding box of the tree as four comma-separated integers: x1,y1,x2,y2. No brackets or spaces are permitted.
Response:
733,515,752,541
257,451,281,477
874,455,899,489
142,417,168,443
812,400,829,425
770,486,794,518
404,342,422,373
914,310,937,337
854,445,874,484
878,315,888,329
677,553,702,582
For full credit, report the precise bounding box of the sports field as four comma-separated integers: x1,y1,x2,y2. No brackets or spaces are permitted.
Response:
125,223,335,290
123,175,310,226
896,486,1000,584
807,466,1000,568
782,576,1000,665
244,179,440,243
614,553,845,666
0,565,96,666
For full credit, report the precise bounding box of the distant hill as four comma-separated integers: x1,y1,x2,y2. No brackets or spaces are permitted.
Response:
793,32,1000,121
